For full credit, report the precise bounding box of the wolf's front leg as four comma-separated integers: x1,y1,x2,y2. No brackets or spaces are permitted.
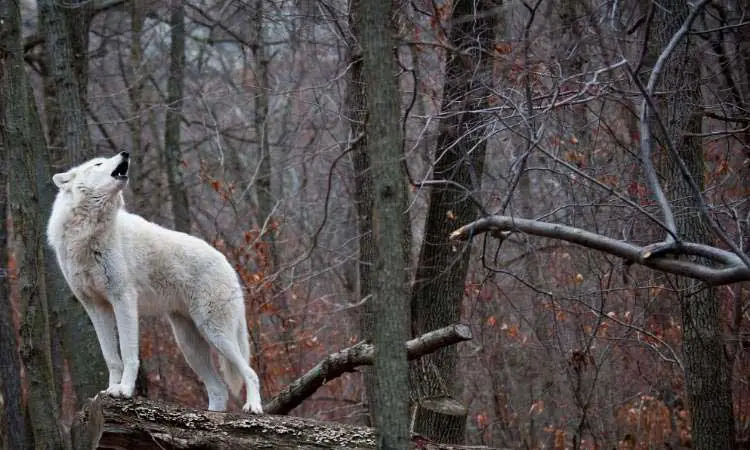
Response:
82,301,124,390
109,292,139,398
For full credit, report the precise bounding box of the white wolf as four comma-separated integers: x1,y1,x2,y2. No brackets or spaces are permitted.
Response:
46,152,262,413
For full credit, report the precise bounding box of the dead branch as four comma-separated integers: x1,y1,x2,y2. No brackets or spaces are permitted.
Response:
450,216,750,285
265,323,473,415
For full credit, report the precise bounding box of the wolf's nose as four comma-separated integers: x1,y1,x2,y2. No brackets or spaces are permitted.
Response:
120,151,130,159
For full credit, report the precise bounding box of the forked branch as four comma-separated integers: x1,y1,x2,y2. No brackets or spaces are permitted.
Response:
634,0,711,243
450,216,750,285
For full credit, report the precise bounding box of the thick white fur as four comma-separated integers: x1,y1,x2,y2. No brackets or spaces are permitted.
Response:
46,153,262,413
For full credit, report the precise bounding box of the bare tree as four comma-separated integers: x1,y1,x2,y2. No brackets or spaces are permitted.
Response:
38,0,108,406
450,1,746,446
165,0,191,233
647,1,736,447
357,0,411,446
0,90,24,450
0,0,64,445
345,0,377,426
408,0,497,443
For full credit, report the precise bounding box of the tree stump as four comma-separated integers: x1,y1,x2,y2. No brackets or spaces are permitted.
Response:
412,397,468,444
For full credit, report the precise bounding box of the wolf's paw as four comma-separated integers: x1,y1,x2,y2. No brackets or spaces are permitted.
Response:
103,383,134,398
243,399,263,414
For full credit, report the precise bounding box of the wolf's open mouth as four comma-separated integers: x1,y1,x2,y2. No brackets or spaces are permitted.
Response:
111,160,129,180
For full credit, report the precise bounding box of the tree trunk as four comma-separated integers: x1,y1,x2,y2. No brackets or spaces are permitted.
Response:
0,0,65,447
38,0,91,162
38,0,108,408
250,0,279,274
0,93,25,450
650,2,736,448
409,0,496,443
128,0,145,196
164,0,191,233
357,0,411,447
346,0,376,426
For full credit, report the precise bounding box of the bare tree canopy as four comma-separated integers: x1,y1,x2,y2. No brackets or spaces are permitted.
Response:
3,0,750,448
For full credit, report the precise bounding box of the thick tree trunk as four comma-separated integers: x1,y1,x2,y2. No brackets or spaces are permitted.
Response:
164,0,191,233
409,0,496,443
38,0,91,161
0,0,65,447
357,0,411,447
38,0,108,407
650,2,736,448
345,0,377,426
0,96,25,450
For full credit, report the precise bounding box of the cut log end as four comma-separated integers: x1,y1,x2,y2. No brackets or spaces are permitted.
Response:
449,229,467,240
454,324,472,340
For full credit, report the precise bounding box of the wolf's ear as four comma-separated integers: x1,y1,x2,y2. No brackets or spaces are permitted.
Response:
52,171,74,188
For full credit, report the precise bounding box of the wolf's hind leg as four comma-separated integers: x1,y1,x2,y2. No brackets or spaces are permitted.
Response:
168,313,229,411
202,326,262,414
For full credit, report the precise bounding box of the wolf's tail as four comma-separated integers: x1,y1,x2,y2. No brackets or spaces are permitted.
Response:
219,314,250,399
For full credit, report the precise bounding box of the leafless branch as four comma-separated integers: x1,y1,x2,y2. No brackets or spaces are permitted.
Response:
264,324,473,415
630,0,750,271
635,0,711,244
450,216,750,285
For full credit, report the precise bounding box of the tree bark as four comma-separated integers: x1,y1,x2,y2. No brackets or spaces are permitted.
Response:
357,0,411,446
128,0,144,192
38,0,108,407
250,0,279,273
0,84,25,450
164,0,191,233
0,0,65,446
649,2,736,448
38,0,91,162
409,0,496,443
345,0,377,426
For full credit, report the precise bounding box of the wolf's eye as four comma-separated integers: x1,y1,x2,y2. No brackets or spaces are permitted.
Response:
94,163,102,166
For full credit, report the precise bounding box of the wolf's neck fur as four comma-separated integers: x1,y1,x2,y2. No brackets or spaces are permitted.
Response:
55,191,125,252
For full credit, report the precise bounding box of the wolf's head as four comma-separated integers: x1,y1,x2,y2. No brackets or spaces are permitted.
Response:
52,152,130,199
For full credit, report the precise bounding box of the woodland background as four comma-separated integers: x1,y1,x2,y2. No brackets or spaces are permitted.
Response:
1,0,750,449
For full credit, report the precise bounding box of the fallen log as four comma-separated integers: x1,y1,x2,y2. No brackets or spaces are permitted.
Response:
72,324,479,449
72,396,497,449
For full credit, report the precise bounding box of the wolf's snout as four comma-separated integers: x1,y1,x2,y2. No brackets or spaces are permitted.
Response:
111,157,129,180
